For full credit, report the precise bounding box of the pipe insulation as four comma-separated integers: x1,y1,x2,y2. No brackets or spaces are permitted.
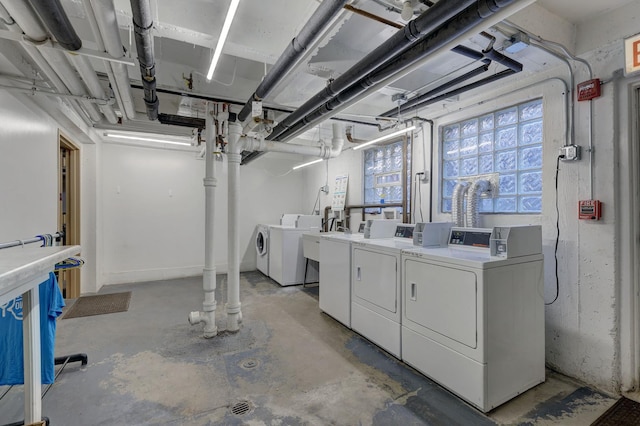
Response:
238,0,348,122
451,182,469,227
466,179,490,228
226,122,244,332
271,0,523,142
267,0,478,140
130,0,158,120
87,0,137,120
26,0,82,50
188,104,218,338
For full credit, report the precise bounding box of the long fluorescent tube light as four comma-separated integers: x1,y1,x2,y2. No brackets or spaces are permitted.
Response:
352,125,417,150
293,158,323,170
104,133,192,146
207,0,241,80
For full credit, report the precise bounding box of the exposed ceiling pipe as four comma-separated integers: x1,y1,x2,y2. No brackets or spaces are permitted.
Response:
86,0,137,120
26,0,82,51
237,0,349,123
267,0,478,141
0,0,47,42
392,68,517,115
37,48,103,121
452,44,522,72
380,44,522,117
272,0,525,143
68,54,118,123
0,0,113,123
130,0,158,120
344,4,403,29
382,62,490,117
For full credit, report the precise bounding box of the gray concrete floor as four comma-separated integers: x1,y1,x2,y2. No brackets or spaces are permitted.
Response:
0,272,618,425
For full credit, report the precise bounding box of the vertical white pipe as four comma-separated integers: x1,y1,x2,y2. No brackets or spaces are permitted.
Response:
188,104,218,337
226,122,243,332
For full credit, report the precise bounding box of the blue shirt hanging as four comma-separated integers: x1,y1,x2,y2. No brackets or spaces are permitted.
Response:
0,272,65,385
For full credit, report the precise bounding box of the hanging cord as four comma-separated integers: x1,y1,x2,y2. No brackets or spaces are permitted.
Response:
546,155,562,305
310,188,322,215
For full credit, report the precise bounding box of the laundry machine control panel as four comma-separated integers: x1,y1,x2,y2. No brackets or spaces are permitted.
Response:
449,228,492,249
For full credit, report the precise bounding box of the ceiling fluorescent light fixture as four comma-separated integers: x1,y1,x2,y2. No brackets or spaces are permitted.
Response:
293,158,323,170
353,125,417,151
207,0,241,80
104,133,192,146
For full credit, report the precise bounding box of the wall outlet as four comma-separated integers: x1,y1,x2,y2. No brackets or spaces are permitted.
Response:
320,185,329,193
417,171,429,183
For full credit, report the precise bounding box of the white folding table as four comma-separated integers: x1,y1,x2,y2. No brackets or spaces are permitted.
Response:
0,245,80,425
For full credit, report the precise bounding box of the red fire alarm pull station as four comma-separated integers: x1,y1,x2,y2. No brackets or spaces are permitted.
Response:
578,200,602,220
577,79,601,101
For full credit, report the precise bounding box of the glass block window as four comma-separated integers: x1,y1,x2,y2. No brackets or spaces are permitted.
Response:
364,139,410,211
441,99,543,214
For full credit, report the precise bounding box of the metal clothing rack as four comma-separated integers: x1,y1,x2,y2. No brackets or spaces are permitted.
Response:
0,232,87,426
0,232,64,250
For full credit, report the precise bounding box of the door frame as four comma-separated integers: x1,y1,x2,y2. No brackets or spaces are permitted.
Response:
58,131,81,298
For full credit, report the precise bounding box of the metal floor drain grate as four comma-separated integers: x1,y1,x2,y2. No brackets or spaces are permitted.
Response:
231,400,252,416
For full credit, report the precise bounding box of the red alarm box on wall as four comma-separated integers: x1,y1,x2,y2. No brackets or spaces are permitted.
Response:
578,200,602,220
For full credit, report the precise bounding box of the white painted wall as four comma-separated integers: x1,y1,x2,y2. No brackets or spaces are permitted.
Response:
0,91,59,240
99,143,304,286
0,90,101,295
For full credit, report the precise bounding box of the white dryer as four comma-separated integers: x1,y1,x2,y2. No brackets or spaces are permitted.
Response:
319,220,403,328
255,224,270,276
350,224,415,358
400,226,544,412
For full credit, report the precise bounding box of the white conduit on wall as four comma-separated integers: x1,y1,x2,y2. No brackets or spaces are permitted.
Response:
465,179,490,228
188,104,218,337
451,182,469,227
223,120,345,333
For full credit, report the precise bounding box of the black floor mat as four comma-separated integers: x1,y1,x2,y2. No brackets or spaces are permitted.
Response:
591,397,640,426
62,292,131,319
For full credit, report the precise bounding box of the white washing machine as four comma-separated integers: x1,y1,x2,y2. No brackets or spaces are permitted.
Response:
400,226,545,412
269,225,319,286
319,220,404,328
350,224,415,358
255,224,270,276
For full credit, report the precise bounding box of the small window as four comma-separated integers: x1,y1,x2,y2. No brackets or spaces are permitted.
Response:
363,139,410,212
440,99,543,214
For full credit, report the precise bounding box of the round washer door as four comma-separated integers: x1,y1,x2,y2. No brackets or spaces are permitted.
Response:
256,230,268,256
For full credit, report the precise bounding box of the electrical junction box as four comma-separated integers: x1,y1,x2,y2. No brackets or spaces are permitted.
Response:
577,79,601,101
560,145,581,161
578,200,602,220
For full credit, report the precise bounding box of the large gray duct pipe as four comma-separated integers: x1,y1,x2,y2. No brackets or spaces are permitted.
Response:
237,0,348,122
26,0,82,51
271,0,521,142
130,0,158,120
267,0,477,141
